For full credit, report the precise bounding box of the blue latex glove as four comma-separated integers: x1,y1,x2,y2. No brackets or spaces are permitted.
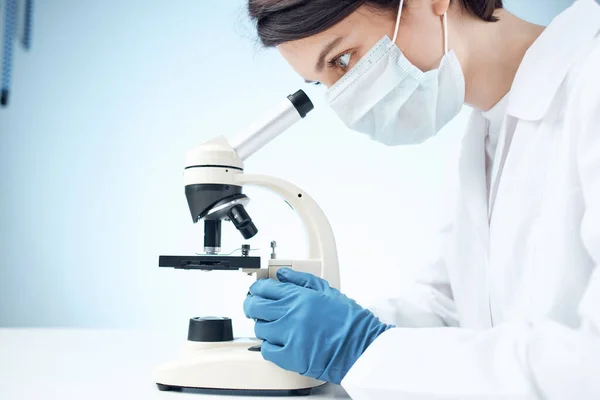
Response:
243,268,393,384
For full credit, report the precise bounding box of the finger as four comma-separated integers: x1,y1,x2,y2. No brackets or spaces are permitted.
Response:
254,320,285,346
243,295,286,322
277,268,330,292
261,340,291,371
249,278,296,300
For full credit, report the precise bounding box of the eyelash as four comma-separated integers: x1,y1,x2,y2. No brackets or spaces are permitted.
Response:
327,51,352,70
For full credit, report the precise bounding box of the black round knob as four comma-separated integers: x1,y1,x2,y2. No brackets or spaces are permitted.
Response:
187,317,233,342
241,244,251,257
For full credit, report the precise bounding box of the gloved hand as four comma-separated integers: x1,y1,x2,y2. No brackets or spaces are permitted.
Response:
243,268,393,384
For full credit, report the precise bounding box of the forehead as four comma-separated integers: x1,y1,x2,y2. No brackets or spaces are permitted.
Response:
276,6,394,80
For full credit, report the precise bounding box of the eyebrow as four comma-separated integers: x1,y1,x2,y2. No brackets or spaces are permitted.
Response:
316,37,343,72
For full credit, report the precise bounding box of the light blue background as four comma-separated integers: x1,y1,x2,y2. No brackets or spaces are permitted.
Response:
0,0,574,330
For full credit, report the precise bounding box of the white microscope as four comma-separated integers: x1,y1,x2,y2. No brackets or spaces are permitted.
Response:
154,90,340,395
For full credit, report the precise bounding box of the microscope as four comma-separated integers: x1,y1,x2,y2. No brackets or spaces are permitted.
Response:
154,90,340,395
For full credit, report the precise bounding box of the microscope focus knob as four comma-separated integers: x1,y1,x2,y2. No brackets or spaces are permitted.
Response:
187,317,233,342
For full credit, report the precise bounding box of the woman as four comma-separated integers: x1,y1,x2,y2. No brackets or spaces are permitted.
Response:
243,0,600,398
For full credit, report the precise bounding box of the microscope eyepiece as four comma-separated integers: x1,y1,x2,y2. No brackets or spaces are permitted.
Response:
287,90,314,118
231,89,314,161
227,204,258,239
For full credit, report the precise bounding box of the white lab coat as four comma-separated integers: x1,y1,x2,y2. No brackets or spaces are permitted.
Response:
342,0,600,398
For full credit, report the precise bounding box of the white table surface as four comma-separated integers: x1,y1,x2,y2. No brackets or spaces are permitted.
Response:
0,329,350,400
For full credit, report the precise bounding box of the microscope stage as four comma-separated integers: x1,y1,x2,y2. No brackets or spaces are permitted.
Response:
159,255,260,271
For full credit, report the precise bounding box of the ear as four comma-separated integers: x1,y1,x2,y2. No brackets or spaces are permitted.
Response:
431,0,450,16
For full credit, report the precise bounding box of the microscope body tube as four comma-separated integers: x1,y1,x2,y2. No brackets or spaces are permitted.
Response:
230,91,313,161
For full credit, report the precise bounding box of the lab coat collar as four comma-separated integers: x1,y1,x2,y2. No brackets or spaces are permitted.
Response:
506,0,600,121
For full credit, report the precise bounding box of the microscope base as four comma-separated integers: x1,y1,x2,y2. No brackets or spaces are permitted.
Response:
153,338,324,396
155,383,314,396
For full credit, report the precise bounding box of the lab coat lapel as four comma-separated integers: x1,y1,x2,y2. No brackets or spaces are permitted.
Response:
487,115,515,219
487,0,600,217
505,0,600,122
458,111,489,249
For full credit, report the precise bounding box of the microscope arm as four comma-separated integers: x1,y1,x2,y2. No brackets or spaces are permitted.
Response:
236,173,340,290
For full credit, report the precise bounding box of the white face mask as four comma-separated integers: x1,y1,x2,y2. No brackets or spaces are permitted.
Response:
325,0,465,146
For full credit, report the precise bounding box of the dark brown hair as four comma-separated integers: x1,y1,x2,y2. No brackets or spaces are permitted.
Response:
248,0,503,47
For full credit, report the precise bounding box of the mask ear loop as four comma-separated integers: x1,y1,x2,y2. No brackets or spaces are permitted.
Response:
391,0,404,47
443,12,449,53
391,1,448,54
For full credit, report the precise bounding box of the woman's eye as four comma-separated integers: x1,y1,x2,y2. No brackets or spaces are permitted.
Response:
304,80,322,86
337,53,352,70
329,52,352,71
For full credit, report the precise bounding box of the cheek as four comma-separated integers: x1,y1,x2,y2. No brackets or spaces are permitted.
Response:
396,17,445,72
320,70,347,88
